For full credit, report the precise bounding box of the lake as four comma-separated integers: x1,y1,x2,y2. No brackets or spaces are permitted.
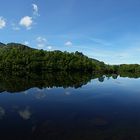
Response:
0,72,140,140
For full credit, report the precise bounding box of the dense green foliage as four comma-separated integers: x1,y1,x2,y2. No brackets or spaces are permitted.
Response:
0,42,140,73
0,43,107,72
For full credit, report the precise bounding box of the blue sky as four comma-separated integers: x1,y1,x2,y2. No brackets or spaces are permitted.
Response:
0,0,140,64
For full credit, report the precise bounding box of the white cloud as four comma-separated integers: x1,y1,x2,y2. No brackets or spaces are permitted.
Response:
36,37,53,50
65,41,72,46
37,43,45,49
32,4,39,16
19,16,33,29
36,36,47,49
36,36,47,43
0,17,6,29
24,41,29,45
47,46,52,50
18,4,39,30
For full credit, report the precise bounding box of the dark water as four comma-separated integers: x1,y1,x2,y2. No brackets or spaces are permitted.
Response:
0,72,140,140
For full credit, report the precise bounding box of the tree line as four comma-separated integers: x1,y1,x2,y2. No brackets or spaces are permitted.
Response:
0,43,140,74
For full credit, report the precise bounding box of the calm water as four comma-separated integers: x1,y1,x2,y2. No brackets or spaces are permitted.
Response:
0,72,140,140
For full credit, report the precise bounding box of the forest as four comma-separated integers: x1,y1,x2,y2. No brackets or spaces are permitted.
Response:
0,42,140,74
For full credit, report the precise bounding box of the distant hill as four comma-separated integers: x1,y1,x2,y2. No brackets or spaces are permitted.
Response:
0,42,107,72
2,43,31,50
0,42,139,73
0,42,6,47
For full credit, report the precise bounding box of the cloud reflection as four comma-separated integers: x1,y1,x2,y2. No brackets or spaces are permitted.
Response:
0,106,5,119
19,107,32,120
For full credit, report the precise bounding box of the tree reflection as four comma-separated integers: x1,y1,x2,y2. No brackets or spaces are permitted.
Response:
112,74,118,79
98,76,105,82
0,71,101,93
0,71,139,93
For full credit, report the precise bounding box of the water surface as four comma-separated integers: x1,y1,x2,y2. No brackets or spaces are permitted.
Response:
0,72,140,140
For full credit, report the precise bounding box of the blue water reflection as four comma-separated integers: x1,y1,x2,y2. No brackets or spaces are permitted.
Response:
0,74,140,139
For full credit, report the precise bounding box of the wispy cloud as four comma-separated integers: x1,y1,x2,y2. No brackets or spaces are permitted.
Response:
11,23,20,31
32,4,39,17
37,43,45,48
36,36,47,49
19,4,39,30
24,41,29,45
47,46,53,50
0,17,6,29
89,37,112,46
36,36,47,43
65,41,73,46
36,36,54,50
69,34,140,64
